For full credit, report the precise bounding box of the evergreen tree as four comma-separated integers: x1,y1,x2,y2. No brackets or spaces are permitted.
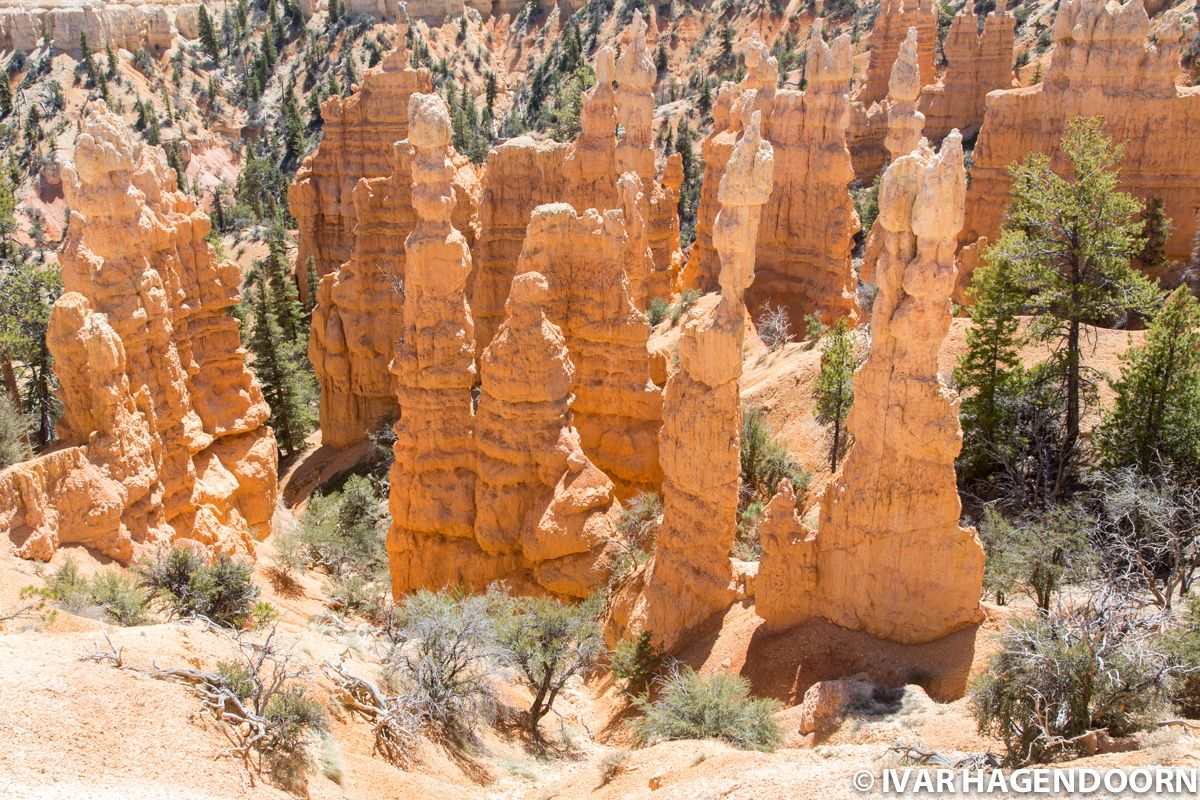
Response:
0,392,30,469
248,276,316,456
485,72,498,114
307,87,324,128
329,0,341,25
1139,197,1172,273
198,4,221,62
1095,287,1200,477
105,44,117,77
263,224,306,344
0,75,11,119
305,255,319,313
0,258,62,447
987,116,1160,463
79,32,93,82
955,250,1024,479
813,319,855,473
281,87,306,166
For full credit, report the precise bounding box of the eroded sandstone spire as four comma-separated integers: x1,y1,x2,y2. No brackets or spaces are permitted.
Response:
960,0,1199,292
515,203,663,497
919,1,1016,142
884,28,925,162
624,109,774,649
387,93,484,594
2,106,277,563
615,11,657,180
858,0,938,108
758,133,984,645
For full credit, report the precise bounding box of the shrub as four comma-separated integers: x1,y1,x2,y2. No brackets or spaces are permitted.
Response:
669,289,702,325
979,504,1093,609
0,392,30,469
755,301,794,351
616,491,661,556
610,631,667,699
495,593,605,741
598,749,629,786
732,500,766,561
635,667,783,751
36,558,152,625
646,297,670,327
289,475,388,579
971,594,1170,765
740,406,809,506
328,573,387,617
264,685,329,786
1164,596,1200,717
386,589,496,735
138,546,259,627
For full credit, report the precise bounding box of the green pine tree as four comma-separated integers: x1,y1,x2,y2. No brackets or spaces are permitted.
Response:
263,224,306,344
248,277,316,457
813,319,855,473
988,116,1161,462
281,87,306,165
198,4,220,62
955,249,1024,479
1095,287,1200,476
305,255,319,313
0,76,11,119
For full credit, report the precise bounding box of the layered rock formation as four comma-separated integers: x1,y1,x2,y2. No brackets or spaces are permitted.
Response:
387,93,484,595
515,204,662,497
745,33,859,327
961,0,1200,286
474,272,623,599
386,95,623,600
758,134,984,645
919,2,1016,143
849,25,926,181
614,13,656,181
0,1,198,54
1,106,276,563
857,0,938,108
622,109,774,649
302,43,479,446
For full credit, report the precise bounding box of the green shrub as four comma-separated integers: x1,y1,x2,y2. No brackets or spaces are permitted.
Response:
971,596,1169,765
635,668,783,751
1163,596,1200,717
138,546,259,627
264,685,328,784
0,392,30,469
288,475,387,579
646,297,670,327
610,631,666,699
669,289,702,324
732,500,766,562
37,558,151,625
979,505,1093,609
740,406,809,505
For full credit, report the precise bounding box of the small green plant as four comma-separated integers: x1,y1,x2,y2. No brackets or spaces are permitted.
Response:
32,558,151,625
635,667,783,751
138,546,259,627
669,289,702,325
646,296,670,327
740,406,809,505
598,749,629,786
732,500,766,561
283,475,388,580
610,631,667,699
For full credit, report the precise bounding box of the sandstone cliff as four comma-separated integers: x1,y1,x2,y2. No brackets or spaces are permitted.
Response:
302,43,480,446
1,106,276,563
848,23,927,182
961,0,1200,289
618,108,774,649
0,1,198,54
857,0,938,108
919,2,1016,143
758,133,984,645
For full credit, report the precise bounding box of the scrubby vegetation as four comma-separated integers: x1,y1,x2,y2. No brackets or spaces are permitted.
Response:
26,557,152,626
635,667,783,751
610,631,668,699
138,545,261,627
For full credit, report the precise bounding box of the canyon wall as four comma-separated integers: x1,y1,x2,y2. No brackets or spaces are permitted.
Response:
386,95,624,600
758,133,984,645
0,1,198,54
619,108,774,650
848,24,926,182
919,3,1016,143
1,106,276,563
961,0,1200,289
302,43,479,447
857,0,938,108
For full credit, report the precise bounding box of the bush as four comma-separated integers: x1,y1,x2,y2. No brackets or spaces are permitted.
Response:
0,392,30,469
740,406,808,506
669,289,702,325
264,685,329,786
636,667,783,751
1163,596,1200,717
732,500,766,562
971,594,1170,765
138,546,259,627
754,301,794,351
285,475,388,580
386,589,496,735
495,593,605,741
610,631,667,699
36,558,151,626
646,297,670,327
979,505,1093,609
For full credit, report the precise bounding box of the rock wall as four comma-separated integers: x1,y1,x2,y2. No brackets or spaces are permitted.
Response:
857,0,938,108
302,43,479,447
961,0,1200,287
746,33,859,327
1,106,276,563
758,134,984,645
622,108,774,649
474,272,623,599
288,46,435,302
919,3,1016,143
0,1,198,54
515,204,663,497
848,24,926,182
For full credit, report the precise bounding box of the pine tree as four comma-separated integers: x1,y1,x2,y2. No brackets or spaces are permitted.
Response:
263,224,306,344
79,32,93,82
485,72,498,113
989,116,1161,464
329,0,341,26
1095,287,1200,476
248,277,316,456
105,44,117,77
955,250,1024,479
281,87,306,165
261,29,278,71
813,319,855,473
305,255,319,312
307,88,324,128
0,76,11,119
198,4,220,62
0,258,62,448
